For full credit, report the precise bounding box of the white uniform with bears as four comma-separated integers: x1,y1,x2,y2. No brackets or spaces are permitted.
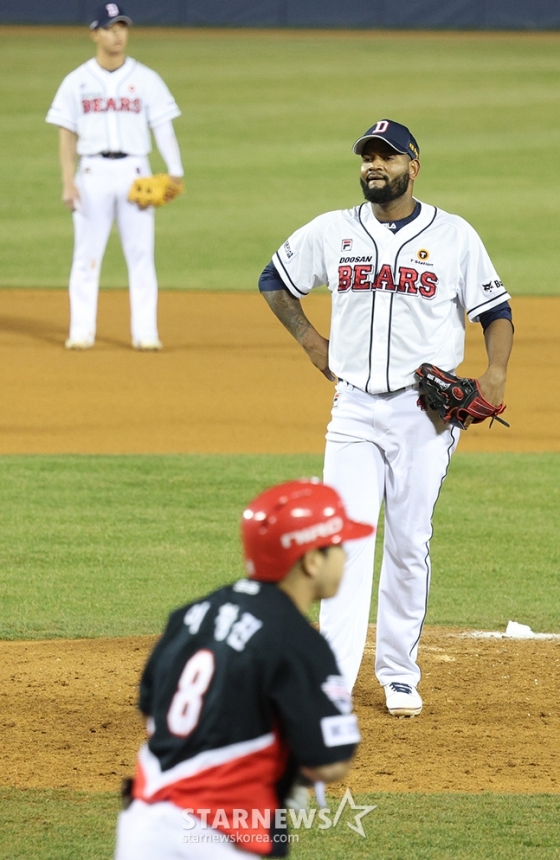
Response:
273,201,508,391
46,58,182,347
273,199,511,692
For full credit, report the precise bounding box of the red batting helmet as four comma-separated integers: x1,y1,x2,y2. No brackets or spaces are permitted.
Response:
241,479,374,582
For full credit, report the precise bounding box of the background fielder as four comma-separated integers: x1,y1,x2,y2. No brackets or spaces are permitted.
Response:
114,479,372,859
46,3,184,351
260,119,513,718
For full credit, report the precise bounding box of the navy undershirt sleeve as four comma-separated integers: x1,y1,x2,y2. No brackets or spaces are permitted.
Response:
258,260,290,293
478,301,513,332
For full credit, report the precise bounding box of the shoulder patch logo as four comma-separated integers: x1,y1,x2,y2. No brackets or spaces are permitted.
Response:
482,279,503,292
321,674,353,714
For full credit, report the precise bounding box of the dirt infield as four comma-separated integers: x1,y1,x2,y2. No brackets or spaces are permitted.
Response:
0,290,558,453
2,628,559,795
1,289,559,798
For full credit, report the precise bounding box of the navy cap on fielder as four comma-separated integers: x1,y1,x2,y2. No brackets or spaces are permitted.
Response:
353,119,420,160
90,3,132,29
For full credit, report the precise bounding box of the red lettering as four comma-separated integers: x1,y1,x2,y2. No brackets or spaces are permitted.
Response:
132,98,141,113
373,264,395,291
93,98,102,112
419,271,438,299
337,266,352,292
337,263,437,298
397,267,419,294
120,97,130,111
106,98,117,111
352,265,372,290
82,99,91,113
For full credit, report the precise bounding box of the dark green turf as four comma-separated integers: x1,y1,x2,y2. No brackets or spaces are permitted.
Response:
2,788,560,860
0,452,558,639
0,788,120,860
0,28,558,293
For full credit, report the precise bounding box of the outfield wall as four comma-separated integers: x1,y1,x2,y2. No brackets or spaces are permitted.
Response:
0,0,559,29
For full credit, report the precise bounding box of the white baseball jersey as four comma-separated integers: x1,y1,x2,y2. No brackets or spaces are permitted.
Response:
46,58,180,155
273,201,511,394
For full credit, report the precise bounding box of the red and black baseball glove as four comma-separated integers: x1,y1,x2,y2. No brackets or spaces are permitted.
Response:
415,363,509,429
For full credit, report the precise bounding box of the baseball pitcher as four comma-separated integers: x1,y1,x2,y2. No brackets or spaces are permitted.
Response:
259,119,514,718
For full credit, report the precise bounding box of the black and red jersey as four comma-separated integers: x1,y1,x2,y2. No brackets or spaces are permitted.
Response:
132,579,360,856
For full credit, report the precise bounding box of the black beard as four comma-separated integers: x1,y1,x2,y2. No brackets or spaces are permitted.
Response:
360,170,410,204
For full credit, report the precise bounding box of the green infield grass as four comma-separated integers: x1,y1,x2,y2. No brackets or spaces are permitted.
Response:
0,28,559,294
0,452,558,640
1,788,560,860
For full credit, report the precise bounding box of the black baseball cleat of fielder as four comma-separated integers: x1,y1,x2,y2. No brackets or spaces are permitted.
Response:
384,682,422,717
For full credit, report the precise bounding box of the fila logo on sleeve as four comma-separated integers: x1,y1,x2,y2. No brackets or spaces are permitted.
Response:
337,263,438,298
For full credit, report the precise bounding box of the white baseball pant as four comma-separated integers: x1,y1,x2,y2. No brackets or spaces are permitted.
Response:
68,155,159,345
115,800,255,860
320,382,460,690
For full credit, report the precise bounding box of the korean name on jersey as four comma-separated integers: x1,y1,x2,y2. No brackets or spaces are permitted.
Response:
273,202,510,395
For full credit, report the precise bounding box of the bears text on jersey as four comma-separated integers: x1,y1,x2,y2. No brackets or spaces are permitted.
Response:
82,96,142,113
337,263,438,298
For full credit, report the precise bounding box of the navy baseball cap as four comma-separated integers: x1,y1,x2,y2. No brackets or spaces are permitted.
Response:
353,120,420,160
90,3,132,29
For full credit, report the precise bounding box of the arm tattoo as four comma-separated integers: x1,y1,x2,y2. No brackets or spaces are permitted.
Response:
262,290,312,344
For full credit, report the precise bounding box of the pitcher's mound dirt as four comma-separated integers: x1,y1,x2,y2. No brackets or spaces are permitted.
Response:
1,627,559,795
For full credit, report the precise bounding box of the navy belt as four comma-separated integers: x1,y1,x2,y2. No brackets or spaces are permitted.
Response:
100,151,128,159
